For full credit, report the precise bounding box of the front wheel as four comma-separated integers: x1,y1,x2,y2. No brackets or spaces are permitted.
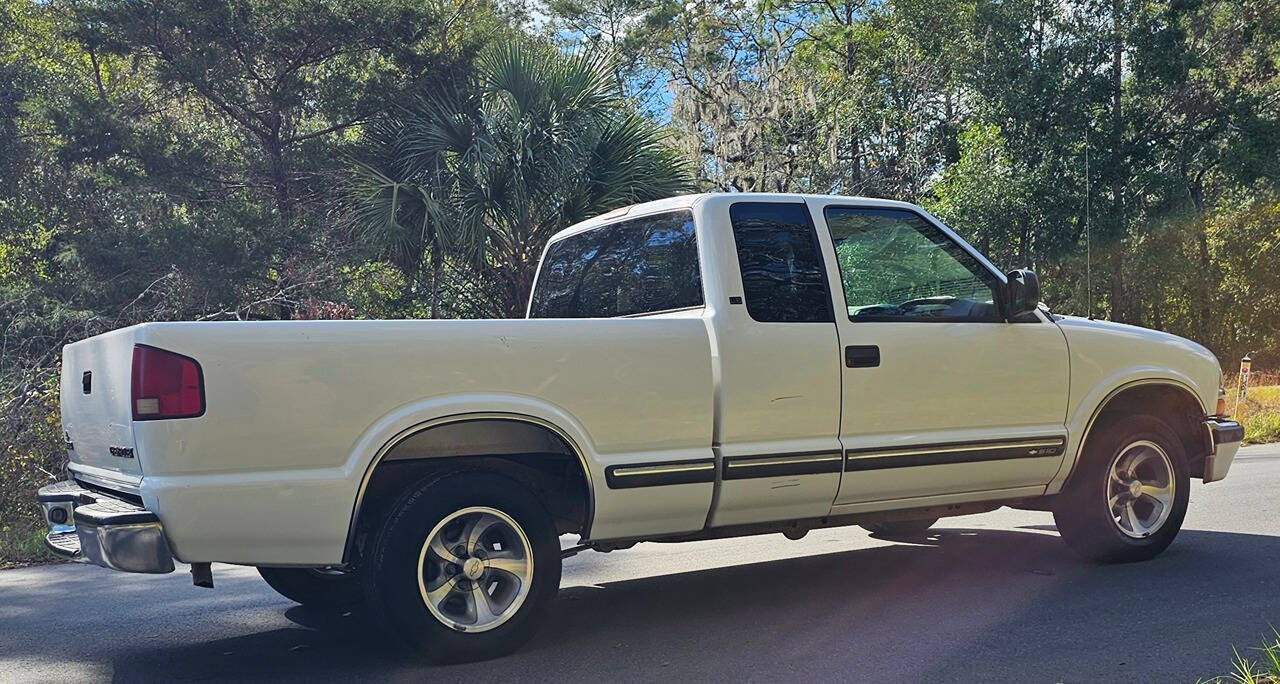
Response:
1054,414,1190,563
363,470,561,663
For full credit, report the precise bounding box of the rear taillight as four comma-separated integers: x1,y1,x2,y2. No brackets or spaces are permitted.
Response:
131,345,204,420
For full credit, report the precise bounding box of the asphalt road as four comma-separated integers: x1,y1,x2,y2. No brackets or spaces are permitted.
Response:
3,444,1279,683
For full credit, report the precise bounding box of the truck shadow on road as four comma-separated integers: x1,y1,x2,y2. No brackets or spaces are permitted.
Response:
104,526,1280,683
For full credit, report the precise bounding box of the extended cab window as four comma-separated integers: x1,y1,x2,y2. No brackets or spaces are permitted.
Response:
529,210,703,318
824,207,1001,322
728,202,833,323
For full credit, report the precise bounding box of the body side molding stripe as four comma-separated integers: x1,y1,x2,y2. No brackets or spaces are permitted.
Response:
844,437,1066,472
605,460,716,489
607,449,847,488
722,450,843,480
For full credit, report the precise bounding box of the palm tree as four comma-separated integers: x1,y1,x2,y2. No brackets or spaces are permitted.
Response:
348,41,693,318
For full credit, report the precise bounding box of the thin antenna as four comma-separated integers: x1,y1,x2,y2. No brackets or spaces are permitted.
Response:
1085,126,1092,319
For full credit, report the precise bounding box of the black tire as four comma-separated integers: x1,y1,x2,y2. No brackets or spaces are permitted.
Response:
860,517,939,537
1053,414,1190,563
363,470,561,664
258,566,364,610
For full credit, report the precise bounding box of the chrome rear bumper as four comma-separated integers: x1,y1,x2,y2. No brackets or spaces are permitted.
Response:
1203,418,1244,484
37,480,175,574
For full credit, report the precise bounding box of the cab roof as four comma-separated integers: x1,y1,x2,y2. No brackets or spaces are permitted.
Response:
548,192,928,243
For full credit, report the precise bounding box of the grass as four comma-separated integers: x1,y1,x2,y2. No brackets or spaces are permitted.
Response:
1229,381,1280,444
0,519,52,569
1202,630,1280,683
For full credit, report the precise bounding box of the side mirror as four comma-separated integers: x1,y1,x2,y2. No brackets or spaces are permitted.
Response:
1003,268,1040,320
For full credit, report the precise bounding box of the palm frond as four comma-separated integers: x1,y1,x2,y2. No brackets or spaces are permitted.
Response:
555,49,620,119
479,41,553,119
584,112,694,207
404,86,478,159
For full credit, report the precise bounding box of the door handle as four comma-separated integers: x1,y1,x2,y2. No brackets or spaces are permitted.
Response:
845,345,880,368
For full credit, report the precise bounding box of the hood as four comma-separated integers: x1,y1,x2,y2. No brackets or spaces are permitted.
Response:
1055,315,1215,357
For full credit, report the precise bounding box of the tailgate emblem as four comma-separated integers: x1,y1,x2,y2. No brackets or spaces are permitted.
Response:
109,446,135,459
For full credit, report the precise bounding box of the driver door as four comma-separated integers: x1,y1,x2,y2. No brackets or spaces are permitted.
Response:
808,200,1071,507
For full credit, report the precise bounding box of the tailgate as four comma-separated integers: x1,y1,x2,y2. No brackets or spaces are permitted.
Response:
60,327,143,480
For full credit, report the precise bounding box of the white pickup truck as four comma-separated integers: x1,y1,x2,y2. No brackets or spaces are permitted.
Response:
41,193,1242,662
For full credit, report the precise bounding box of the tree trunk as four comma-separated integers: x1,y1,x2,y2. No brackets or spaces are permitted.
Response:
1189,176,1211,342
1109,258,1125,323
266,134,295,320
430,247,443,320
843,1,862,192
265,133,292,226
508,261,537,319
1108,0,1127,322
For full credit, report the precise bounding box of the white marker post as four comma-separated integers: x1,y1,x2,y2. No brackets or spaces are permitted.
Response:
1234,354,1252,419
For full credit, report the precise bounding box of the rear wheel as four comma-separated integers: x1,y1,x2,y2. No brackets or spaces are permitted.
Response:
363,470,561,663
1054,414,1189,563
258,566,363,610
861,517,939,537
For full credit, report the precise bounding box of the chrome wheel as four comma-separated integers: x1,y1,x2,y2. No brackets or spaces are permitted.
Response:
417,506,533,633
1107,440,1176,539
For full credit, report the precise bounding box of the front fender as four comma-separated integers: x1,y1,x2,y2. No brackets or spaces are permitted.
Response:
1046,372,1208,495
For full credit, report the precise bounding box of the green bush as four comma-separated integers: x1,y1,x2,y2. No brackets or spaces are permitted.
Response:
0,527,50,568
0,367,64,566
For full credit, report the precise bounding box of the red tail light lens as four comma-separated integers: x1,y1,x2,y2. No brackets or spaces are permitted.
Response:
131,345,204,420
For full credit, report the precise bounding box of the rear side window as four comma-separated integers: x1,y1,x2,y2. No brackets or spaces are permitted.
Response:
529,210,703,318
728,202,833,323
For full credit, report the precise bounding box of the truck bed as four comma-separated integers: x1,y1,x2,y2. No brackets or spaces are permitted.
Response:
61,318,715,563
